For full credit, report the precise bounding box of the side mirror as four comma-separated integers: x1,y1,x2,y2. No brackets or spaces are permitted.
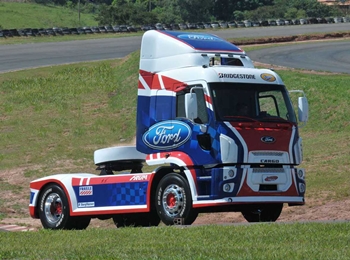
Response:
185,93,198,120
298,97,309,122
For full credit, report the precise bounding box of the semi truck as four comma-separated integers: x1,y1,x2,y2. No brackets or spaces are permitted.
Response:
29,30,309,229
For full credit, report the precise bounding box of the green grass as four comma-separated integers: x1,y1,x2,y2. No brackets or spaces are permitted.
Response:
0,2,97,29
0,56,139,172
1,223,350,259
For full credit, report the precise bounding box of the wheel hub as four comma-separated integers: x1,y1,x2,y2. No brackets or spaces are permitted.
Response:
162,184,184,217
44,193,63,224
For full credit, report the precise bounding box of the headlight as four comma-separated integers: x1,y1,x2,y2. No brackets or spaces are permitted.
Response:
297,169,304,179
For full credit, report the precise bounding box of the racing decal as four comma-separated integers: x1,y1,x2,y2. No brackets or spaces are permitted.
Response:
146,151,198,196
260,73,276,82
72,174,151,186
138,70,187,93
218,73,256,79
146,151,195,167
74,182,148,208
142,120,191,150
79,186,93,196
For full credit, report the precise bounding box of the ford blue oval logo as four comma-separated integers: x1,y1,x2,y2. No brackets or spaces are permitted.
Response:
142,121,191,150
178,34,222,41
261,136,275,143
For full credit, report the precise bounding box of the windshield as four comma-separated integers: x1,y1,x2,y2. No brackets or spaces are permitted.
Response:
209,83,297,123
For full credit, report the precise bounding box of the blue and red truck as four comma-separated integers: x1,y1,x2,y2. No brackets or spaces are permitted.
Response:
29,30,309,229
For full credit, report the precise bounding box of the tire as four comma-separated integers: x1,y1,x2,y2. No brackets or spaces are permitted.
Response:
241,203,283,223
155,173,198,225
38,184,90,230
113,211,160,228
38,184,71,229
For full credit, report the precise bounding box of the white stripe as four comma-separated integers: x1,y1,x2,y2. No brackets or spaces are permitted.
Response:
139,74,150,90
224,122,248,161
79,178,84,186
289,126,296,163
158,74,165,89
193,196,304,205
73,205,147,212
206,101,213,110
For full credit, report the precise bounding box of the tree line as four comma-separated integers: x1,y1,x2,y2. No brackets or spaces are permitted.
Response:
33,0,344,26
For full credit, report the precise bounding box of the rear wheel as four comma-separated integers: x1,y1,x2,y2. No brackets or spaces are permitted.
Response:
155,173,198,225
38,184,90,230
241,203,283,222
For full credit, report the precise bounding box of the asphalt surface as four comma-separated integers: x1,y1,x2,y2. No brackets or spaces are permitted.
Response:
247,40,350,74
0,23,349,73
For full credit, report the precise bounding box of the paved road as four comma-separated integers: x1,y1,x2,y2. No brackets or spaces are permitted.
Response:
0,23,349,73
247,40,350,74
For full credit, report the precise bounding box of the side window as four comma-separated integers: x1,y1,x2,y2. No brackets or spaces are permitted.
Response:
258,91,288,119
194,88,208,124
176,86,208,124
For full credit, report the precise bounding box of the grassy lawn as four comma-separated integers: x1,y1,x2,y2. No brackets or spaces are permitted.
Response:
1,223,350,259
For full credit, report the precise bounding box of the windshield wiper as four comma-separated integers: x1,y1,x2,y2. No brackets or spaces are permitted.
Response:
259,116,291,123
222,115,260,123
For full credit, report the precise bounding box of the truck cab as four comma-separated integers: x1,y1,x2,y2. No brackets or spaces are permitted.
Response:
135,30,309,223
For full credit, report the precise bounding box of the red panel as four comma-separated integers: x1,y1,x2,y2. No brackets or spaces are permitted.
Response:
139,69,154,89
230,122,293,152
237,175,299,197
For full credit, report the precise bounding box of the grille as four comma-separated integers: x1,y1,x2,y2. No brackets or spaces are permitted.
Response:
251,152,284,157
252,168,285,173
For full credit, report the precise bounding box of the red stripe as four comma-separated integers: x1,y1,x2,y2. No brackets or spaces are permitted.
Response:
205,94,212,105
70,207,148,216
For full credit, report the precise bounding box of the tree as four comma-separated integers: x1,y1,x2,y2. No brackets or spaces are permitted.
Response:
177,0,214,22
213,0,274,21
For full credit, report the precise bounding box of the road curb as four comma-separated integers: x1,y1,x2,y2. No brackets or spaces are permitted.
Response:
0,224,35,232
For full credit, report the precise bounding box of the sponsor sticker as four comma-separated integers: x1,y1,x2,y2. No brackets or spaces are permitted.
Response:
130,175,148,181
264,175,279,182
79,186,93,196
78,202,95,208
260,73,276,82
218,73,256,79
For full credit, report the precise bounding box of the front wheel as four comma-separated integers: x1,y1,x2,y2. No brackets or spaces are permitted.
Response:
241,203,283,222
38,184,90,230
155,173,198,225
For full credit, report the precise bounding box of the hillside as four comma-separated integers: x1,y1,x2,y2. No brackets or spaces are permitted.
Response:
0,2,97,29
